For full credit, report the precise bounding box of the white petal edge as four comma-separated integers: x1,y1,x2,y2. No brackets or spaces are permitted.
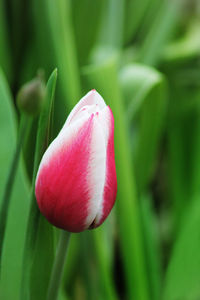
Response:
84,114,107,228
65,90,106,127
84,107,112,227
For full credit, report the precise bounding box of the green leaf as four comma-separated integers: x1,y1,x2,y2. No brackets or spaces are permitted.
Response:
80,232,100,300
32,0,54,74
33,69,57,173
0,69,30,300
20,69,57,300
123,0,150,44
44,0,81,109
92,226,118,300
71,0,105,65
163,198,200,300
120,64,167,192
58,288,70,300
0,0,12,80
63,234,80,292
0,70,16,199
166,83,200,225
138,0,182,66
163,20,200,64
30,217,55,300
0,113,31,264
90,0,125,64
98,0,125,49
140,194,162,300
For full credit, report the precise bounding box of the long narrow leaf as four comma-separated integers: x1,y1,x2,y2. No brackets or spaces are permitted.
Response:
163,197,200,300
0,69,30,300
44,0,81,108
120,64,167,192
20,69,57,299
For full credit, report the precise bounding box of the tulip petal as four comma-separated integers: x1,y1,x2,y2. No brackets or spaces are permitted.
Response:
35,114,96,232
84,115,107,228
66,90,106,126
35,90,117,233
90,107,117,228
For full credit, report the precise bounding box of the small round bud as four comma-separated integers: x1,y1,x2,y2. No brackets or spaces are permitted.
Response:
17,77,46,115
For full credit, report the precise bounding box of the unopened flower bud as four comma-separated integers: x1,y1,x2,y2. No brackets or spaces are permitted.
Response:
35,90,117,233
17,77,46,115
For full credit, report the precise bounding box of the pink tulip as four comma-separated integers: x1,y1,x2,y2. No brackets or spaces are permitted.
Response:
35,90,117,233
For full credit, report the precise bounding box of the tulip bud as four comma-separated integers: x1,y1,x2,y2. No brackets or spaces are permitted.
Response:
35,90,117,233
17,77,46,115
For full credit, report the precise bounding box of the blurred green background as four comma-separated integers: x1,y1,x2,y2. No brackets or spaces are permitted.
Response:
1,0,200,299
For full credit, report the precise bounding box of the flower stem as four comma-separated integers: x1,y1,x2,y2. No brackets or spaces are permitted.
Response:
47,230,71,300
0,113,30,263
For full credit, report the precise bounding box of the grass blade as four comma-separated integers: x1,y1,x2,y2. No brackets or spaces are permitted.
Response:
163,197,200,300
71,0,105,65
123,0,150,44
140,194,162,300
20,69,57,299
44,0,81,108
0,113,30,263
138,0,182,66
92,227,118,300
0,69,30,300
0,0,12,80
120,64,167,192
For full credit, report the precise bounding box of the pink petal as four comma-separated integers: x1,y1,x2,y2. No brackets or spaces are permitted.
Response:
35,114,95,232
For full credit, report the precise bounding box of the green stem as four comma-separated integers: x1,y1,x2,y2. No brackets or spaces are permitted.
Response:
47,230,71,300
0,113,29,263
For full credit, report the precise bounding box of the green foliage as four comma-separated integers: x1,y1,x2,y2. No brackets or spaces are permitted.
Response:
164,198,200,300
20,70,57,300
120,64,167,192
0,2,11,80
140,194,162,300
43,0,81,108
0,69,30,300
0,0,200,299
71,0,105,65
